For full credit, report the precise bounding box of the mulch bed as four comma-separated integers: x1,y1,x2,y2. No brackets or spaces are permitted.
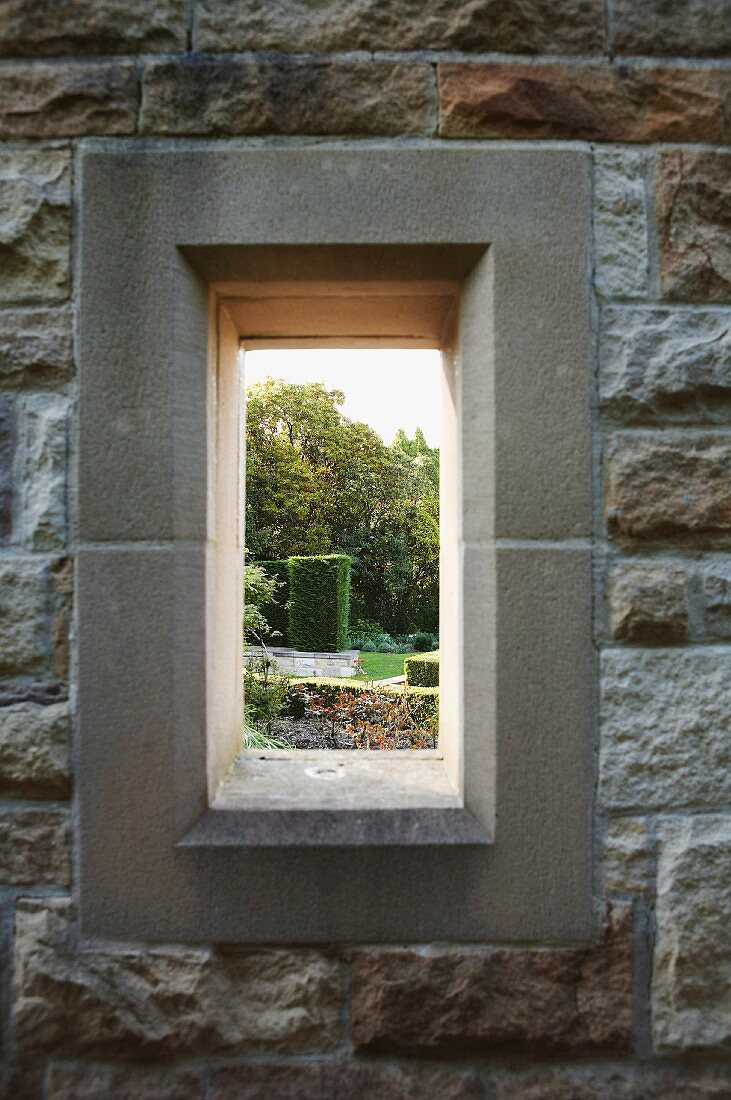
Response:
265,716,437,751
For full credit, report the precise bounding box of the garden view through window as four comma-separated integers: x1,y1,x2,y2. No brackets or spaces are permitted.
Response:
242,348,441,754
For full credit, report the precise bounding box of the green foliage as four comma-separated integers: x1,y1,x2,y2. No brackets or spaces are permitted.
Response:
404,651,439,687
410,630,439,652
255,559,290,645
348,618,385,647
288,554,351,652
243,654,291,731
287,676,438,726
243,559,279,642
242,704,290,750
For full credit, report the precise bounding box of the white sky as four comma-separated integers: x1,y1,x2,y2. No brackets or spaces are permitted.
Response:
244,348,443,447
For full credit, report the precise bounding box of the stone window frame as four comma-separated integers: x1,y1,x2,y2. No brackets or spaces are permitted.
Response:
77,144,594,943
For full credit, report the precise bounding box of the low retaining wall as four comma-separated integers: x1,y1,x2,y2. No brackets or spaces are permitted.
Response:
246,647,359,678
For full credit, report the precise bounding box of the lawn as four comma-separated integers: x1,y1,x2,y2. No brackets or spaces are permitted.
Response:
356,651,415,681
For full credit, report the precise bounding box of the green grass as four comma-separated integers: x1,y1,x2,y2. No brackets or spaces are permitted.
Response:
356,651,415,681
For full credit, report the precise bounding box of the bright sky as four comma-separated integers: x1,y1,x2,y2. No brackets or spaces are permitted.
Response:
244,348,443,447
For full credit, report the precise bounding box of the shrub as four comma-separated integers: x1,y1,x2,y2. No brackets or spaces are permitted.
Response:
410,630,439,652
404,651,439,687
348,618,385,647
361,640,377,652
255,559,290,645
243,560,279,643
304,688,436,750
288,554,351,652
287,676,438,727
243,654,291,730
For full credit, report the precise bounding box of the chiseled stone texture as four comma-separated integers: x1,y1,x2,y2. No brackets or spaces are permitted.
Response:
607,561,688,643
0,143,70,303
653,815,731,1051
0,0,187,56
0,701,70,798
610,0,731,58
194,0,605,54
494,1064,731,1098
605,432,731,549
594,150,649,300
603,817,650,895
142,58,431,136
600,649,731,810
0,61,138,138
600,306,731,422
351,908,633,1055
20,396,67,551
211,1062,484,1100
658,150,731,303
0,307,73,386
0,807,70,885
701,562,731,639
47,1064,206,1100
14,898,341,1058
437,63,731,142
0,395,14,543
0,558,50,677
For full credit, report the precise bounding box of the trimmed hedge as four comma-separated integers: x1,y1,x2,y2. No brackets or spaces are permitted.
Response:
288,676,439,726
404,650,439,687
256,559,290,645
288,554,351,652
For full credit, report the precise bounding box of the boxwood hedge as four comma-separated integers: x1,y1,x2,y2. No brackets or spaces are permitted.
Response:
404,651,439,687
288,554,351,652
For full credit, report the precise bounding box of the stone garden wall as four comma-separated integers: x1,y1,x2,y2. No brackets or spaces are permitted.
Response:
0,1,729,1094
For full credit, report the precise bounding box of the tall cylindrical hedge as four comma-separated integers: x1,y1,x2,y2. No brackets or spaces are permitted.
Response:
256,560,290,645
288,554,351,652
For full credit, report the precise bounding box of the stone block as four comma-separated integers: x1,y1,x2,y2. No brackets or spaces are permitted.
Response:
607,561,688,643
0,143,70,303
494,1065,731,1098
604,432,731,549
14,898,341,1058
0,61,138,138
653,815,731,1051
20,396,67,551
603,817,650,895
0,808,70,884
610,0,731,58
51,556,72,681
657,150,731,303
0,701,70,798
351,908,633,1055
600,306,731,422
0,307,73,385
594,148,649,300
0,394,14,543
600,649,731,810
0,0,187,56
0,558,50,677
438,62,731,143
211,1062,484,1100
701,562,731,639
141,58,431,136
194,0,605,54
47,1064,205,1100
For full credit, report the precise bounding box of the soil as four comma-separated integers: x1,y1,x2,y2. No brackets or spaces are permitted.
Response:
265,716,437,751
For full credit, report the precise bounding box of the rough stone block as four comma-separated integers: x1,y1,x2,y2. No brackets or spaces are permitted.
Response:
600,649,731,810
494,1065,731,1098
437,62,731,143
14,898,341,1058
0,558,50,677
653,815,731,1051
351,908,633,1055
594,149,649,300
600,306,731,422
0,0,187,56
0,394,14,543
607,561,688,643
0,307,73,385
701,562,731,639
211,1062,484,1100
20,396,67,551
47,1064,205,1100
0,143,70,303
0,61,138,138
0,808,70,885
603,817,650,895
141,58,431,136
657,150,731,303
610,0,731,58
604,432,731,549
194,0,605,54
0,701,70,798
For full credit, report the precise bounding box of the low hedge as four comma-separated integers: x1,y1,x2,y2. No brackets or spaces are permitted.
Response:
256,559,290,645
288,554,351,652
404,651,439,687
287,677,439,726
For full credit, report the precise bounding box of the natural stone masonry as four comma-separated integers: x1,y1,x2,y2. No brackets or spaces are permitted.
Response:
0,61,139,138
0,0,187,56
600,649,731,810
603,817,650,895
20,396,67,551
493,1065,731,1098
0,701,70,798
0,307,73,386
600,306,731,423
194,0,605,54
141,58,432,137
46,1064,206,1100
0,143,70,303
351,908,633,1055
594,150,649,300
609,0,731,58
0,394,14,542
701,562,731,639
653,816,731,1051
607,561,688,643
210,1063,484,1100
14,898,341,1058
0,807,70,884
657,150,731,303
605,432,731,549
0,558,51,677
437,63,731,143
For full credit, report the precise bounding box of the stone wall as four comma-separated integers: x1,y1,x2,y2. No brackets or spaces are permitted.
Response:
0,1,729,1095
246,647,359,678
